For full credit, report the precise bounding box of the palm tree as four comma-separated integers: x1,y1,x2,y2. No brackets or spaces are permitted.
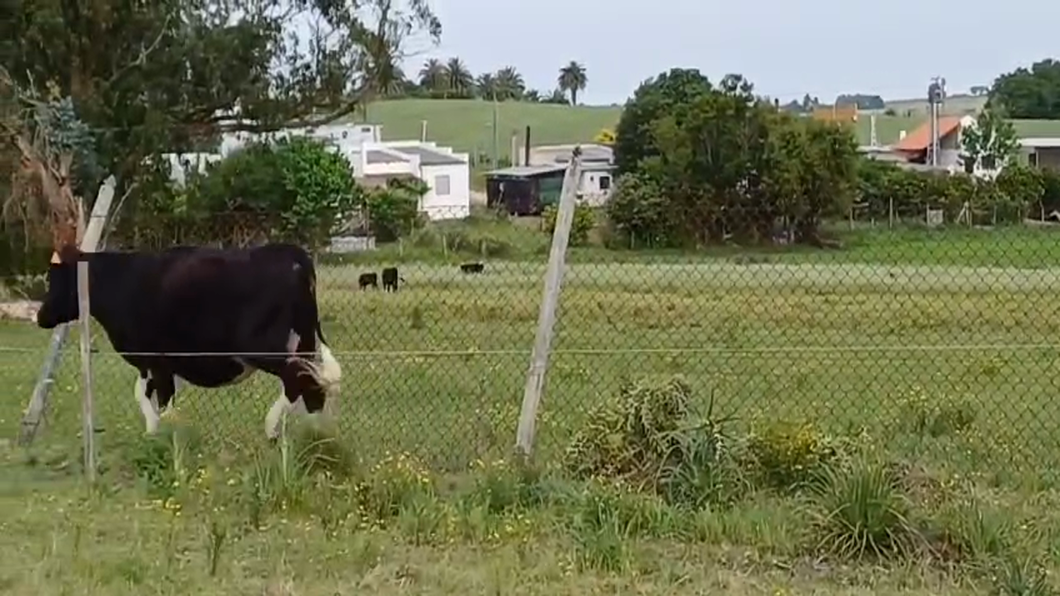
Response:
557,61,587,105
445,57,473,98
494,66,525,101
476,73,497,99
418,58,446,93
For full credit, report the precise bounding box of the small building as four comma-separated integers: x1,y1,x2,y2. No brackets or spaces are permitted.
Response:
890,115,975,171
484,165,567,216
1011,120,1060,170
510,143,616,207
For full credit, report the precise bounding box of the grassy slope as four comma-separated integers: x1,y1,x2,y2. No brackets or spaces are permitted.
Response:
360,99,622,155
358,98,933,149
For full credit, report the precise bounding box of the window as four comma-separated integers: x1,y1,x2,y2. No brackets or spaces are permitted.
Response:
981,155,997,170
599,175,611,191
1029,151,1040,168
434,174,451,196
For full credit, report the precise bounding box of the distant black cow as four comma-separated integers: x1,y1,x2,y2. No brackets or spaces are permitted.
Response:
460,262,485,274
358,272,378,290
381,267,406,292
36,243,342,439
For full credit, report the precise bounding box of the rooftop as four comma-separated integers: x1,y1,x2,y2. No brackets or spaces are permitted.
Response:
485,164,567,177
390,145,466,166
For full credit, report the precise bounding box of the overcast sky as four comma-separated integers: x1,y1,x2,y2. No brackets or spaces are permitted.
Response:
405,0,1059,105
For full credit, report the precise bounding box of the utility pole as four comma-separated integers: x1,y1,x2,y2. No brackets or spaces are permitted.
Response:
927,76,946,167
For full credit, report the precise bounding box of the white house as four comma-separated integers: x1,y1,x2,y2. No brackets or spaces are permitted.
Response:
217,124,471,221
340,140,471,220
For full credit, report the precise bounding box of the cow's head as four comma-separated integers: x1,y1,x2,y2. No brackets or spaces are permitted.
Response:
36,245,83,329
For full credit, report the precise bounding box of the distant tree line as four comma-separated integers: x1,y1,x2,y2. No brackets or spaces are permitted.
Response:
778,93,885,113
377,58,590,106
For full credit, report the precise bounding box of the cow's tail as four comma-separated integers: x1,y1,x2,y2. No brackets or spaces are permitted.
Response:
292,250,342,395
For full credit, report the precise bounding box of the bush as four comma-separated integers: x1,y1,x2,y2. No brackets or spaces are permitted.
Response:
605,172,681,249
853,158,1046,225
745,419,840,490
806,458,917,561
563,376,743,506
126,137,365,250
363,177,427,242
540,203,595,246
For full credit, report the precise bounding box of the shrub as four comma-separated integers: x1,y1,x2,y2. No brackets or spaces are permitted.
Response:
563,376,743,506
745,419,840,491
563,376,693,482
806,458,917,561
171,137,364,249
605,172,679,249
363,177,428,242
540,203,595,246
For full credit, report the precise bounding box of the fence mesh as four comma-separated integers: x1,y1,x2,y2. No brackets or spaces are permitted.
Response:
4,205,1060,484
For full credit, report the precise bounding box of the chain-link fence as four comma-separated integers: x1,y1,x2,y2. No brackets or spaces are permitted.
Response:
4,202,1060,483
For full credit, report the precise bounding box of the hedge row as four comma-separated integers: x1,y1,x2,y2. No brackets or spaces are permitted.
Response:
856,159,1060,225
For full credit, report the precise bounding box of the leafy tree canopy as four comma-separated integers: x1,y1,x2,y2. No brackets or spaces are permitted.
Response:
990,58,1060,119
1,0,442,198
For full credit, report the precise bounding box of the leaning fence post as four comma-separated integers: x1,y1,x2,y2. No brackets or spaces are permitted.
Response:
514,148,582,457
19,176,116,447
74,198,97,482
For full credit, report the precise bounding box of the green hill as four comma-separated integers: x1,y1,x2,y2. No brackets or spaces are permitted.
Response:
352,99,933,154
863,94,987,116
356,99,622,157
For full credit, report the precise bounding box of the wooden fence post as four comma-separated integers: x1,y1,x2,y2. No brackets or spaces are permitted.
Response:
514,148,582,457
19,177,116,448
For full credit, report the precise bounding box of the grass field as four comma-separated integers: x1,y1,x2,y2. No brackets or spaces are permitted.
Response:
5,224,1060,593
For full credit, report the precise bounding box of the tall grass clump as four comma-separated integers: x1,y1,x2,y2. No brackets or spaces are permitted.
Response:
562,376,745,507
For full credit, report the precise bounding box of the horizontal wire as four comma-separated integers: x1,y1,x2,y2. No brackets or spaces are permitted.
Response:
0,343,1057,358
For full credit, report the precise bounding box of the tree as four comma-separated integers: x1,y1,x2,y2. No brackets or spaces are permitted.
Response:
970,85,989,96
607,70,858,248
612,68,714,175
494,67,525,101
557,61,588,105
990,59,1060,119
445,58,474,98
523,89,542,102
475,73,497,99
3,0,442,219
959,106,1020,174
419,58,447,94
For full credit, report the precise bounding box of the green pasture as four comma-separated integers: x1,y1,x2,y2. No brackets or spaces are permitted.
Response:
5,252,1060,481
359,99,622,155
5,228,1060,594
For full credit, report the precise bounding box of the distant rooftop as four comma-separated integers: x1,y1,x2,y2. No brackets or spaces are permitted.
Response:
391,145,465,166
360,149,407,164
485,164,567,177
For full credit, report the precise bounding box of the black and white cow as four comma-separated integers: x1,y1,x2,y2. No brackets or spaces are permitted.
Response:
36,242,342,439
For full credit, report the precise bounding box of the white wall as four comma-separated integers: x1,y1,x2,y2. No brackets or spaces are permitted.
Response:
420,163,470,220
576,167,615,207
